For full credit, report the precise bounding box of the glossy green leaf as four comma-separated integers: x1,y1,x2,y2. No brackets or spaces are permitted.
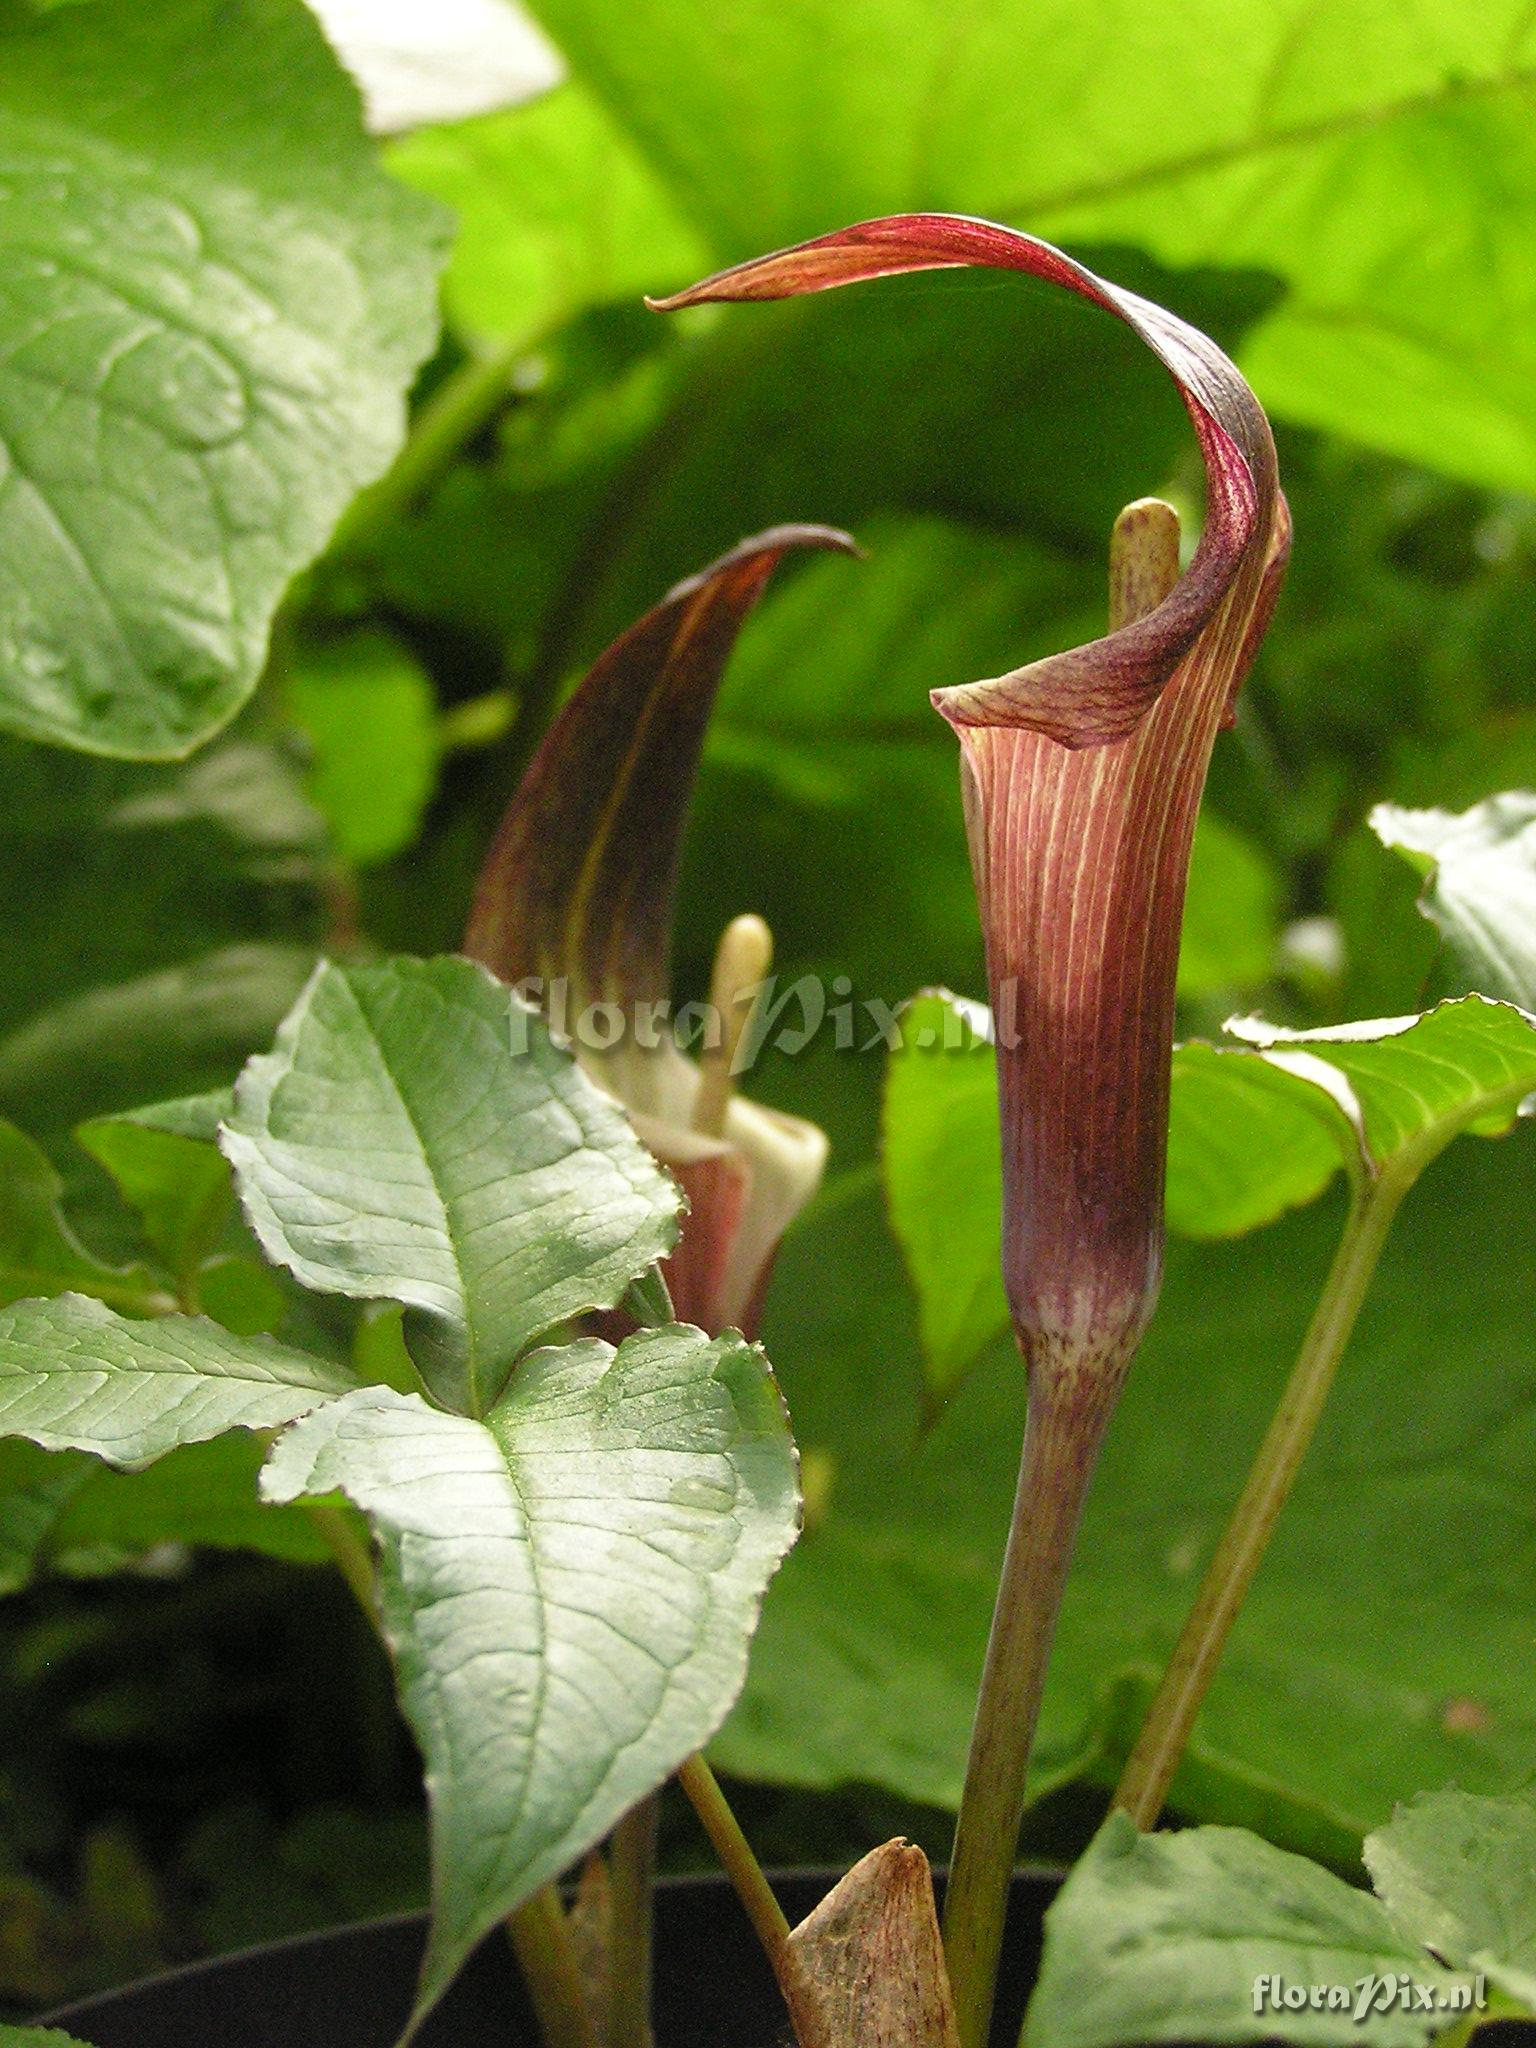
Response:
527,0,1536,495
0,1293,356,1469
1027,1813,1463,2048
261,1325,799,2030
720,1126,1536,1845
1372,792,1536,1007
0,1119,166,1314
286,632,441,867
0,0,447,756
1365,1787,1536,2013
222,956,681,1416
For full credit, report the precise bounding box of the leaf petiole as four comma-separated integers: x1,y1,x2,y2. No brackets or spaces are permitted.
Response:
676,1755,798,2006
506,1885,602,2048
1114,1172,1405,1825
606,1796,659,2048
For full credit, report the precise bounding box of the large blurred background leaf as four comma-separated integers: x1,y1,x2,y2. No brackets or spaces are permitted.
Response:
516,0,1536,495
0,0,447,756
0,735,326,1156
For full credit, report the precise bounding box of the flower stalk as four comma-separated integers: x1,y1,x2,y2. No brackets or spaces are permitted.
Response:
655,214,1290,2048
606,1795,660,2048
942,499,1185,2040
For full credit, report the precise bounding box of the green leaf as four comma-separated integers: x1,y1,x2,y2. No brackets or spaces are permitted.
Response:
881,995,1004,1404
1162,1046,1348,1239
0,734,324,1149
0,1292,356,1468
1372,792,1536,1007
75,1111,232,1282
261,1325,799,2030
0,2027,99,2048
720,1127,1536,1846
1228,996,1536,1170
285,632,441,867
526,0,1536,495
0,1438,94,1594
1365,1786,1536,2013
884,993,1536,1395
0,0,447,756
222,957,681,1416
388,84,706,346
49,1433,329,1570
1178,814,1282,998
105,1088,233,1144
0,1118,166,1313
0,945,318,1160
192,1254,287,1338
1026,1813,1463,2048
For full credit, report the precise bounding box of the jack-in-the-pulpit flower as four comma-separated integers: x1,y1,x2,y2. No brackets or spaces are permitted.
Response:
465,526,854,1337
655,216,1290,2048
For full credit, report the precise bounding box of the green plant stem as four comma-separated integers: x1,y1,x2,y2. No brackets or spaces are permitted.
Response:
1114,1171,1408,1828
607,1795,659,2048
329,336,527,562
944,1371,1125,2048
677,1755,796,1993
306,1502,380,1628
507,1886,602,2048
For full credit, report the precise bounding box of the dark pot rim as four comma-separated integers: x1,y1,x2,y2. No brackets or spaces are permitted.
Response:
44,1863,1066,2048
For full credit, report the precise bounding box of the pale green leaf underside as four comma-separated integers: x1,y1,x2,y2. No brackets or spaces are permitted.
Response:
0,1291,356,1469
223,955,681,1417
1366,1787,1536,2013
1373,792,1536,1009
1027,1814,1463,2048
0,0,447,757
262,1327,799,2031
